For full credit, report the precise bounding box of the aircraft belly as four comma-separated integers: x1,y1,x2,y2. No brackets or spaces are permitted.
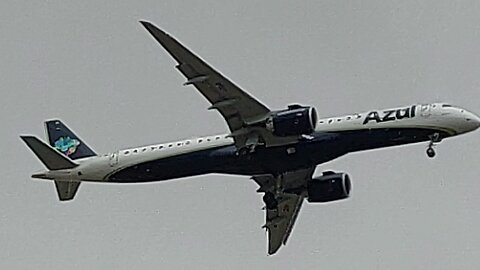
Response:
107,127,450,183
108,148,226,182
107,143,322,182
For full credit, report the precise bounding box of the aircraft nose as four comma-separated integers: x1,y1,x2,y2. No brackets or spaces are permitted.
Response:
465,111,480,131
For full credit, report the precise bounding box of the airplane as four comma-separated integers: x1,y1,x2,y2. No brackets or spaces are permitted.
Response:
21,21,480,255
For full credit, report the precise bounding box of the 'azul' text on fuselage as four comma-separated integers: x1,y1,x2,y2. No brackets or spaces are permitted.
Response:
363,105,416,125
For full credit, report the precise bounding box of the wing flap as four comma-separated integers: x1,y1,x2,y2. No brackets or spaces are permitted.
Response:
253,167,315,255
265,193,305,255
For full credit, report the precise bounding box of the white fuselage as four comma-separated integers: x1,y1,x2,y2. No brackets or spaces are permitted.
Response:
37,103,479,183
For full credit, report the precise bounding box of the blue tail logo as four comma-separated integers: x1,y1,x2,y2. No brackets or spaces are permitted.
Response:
54,136,80,156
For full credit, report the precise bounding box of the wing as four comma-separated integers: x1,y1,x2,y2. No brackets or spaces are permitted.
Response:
252,167,315,255
140,21,271,148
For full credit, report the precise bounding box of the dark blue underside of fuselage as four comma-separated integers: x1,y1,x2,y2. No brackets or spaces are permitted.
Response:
108,128,450,183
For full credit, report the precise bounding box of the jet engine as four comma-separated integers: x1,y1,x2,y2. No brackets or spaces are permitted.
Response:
266,105,317,137
307,172,351,203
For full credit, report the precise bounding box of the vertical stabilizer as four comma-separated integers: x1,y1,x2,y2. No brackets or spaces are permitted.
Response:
45,120,96,160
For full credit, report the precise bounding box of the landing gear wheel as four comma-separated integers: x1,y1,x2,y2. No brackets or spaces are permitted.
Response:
263,192,278,210
237,147,249,156
426,147,436,158
236,145,257,156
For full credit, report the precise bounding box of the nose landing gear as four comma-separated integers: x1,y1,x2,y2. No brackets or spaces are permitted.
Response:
426,147,436,158
426,132,441,158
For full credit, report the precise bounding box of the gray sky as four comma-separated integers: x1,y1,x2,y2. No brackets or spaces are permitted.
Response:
1,1,479,269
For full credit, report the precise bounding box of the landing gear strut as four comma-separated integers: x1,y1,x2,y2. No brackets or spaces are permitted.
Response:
426,132,441,158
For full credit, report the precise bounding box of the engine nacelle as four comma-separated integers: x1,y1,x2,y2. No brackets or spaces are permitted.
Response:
307,172,351,203
266,105,317,137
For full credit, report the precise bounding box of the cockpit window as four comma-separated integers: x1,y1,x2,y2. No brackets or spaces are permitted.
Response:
442,104,452,108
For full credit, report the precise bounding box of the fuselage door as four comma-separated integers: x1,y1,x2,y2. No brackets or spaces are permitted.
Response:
109,152,119,167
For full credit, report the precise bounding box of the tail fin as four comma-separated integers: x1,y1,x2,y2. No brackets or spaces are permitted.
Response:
20,136,78,170
23,120,95,201
21,135,82,201
45,120,96,160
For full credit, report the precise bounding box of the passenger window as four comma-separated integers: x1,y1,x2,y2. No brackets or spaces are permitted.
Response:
198,139,203,143
168,144,173,148
328,119,333,124
215,136,220,140
124,151,130,155
185,141,190,145
177,142,182,146
142,148,147,152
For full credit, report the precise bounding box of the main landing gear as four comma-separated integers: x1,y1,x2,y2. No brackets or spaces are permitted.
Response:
236,134,261,156
426,132,441,158
263,192,278,210
262,174,284,210
237,146,254,156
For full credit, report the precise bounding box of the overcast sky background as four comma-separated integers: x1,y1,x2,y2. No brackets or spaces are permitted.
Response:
1,1,479,269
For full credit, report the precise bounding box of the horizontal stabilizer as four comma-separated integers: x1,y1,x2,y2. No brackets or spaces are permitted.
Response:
20,136,78,170
55,181,81,201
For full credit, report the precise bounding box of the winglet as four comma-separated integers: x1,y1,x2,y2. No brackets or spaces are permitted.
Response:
20,135,78,170
139,21,169,42
139,21,162,34
139,21,188,64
